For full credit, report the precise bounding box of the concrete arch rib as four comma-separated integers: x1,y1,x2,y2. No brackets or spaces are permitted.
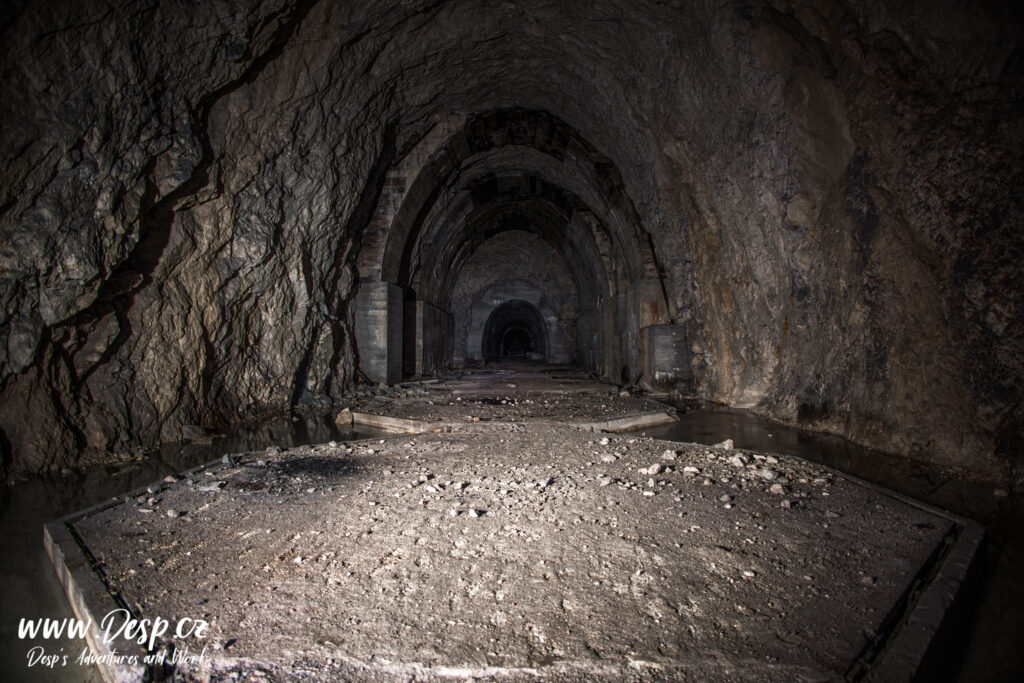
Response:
354,108,679,386
363,110,660,293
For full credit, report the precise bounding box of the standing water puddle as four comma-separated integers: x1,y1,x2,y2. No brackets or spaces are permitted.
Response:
1,402,1017,681
0,413,386,682
642,403,999,520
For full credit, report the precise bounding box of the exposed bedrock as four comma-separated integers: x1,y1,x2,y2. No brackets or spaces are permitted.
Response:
0,0,1021,480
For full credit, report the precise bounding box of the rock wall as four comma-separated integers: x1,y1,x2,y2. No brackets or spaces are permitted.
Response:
1,0,1020,481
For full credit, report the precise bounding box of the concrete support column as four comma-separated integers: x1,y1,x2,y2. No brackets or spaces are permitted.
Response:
355,281,404,384
639,324,693,393
601,297,617,381
414,301,452,376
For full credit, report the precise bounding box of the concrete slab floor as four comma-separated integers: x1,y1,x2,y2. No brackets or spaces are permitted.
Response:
345,379,676,435
46,403,982,682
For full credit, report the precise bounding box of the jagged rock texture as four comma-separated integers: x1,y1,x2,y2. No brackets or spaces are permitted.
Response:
0,0,1021,480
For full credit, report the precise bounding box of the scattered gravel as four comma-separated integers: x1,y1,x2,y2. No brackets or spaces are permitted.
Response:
68,413,953,682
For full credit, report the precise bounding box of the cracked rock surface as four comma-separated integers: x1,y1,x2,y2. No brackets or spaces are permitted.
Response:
1,0,1021,486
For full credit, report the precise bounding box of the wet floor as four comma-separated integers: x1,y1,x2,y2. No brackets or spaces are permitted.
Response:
1,400,1019,681
0,412,385,683
643,402,1023,682
644,403,1003,522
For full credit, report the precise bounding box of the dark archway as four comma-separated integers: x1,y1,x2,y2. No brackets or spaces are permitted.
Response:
482,300,547,361
502,328,533,356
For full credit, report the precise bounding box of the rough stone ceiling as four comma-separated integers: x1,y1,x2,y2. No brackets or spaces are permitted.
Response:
0,0,1021,481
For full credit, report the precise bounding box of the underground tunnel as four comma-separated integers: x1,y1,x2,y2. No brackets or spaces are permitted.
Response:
482,300,547,362
1,0,1022,681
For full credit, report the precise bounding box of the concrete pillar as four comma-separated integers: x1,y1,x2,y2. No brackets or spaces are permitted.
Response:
355,281,403,384
640,324,693,393
601,297,617,381
409,300,453,376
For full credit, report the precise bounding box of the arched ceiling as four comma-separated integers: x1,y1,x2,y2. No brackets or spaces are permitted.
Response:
0,0,1019,478
364,109,668,319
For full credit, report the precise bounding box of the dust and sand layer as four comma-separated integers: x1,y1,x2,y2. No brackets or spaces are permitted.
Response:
59,416,961,682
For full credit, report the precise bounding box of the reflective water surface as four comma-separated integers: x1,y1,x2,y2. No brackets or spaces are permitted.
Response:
0,413,385,682
1,403,1019,681
643,402,1023,682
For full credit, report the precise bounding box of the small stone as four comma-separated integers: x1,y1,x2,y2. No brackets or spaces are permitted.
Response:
825,511,841,518
661,449,677,461
599,437,610,446
682,466,700,476
860,575,877,586
469,509,484,518
719,494,733,503
600,454,617,463
757,468,778,481
993,488,1009,499
713,439,734,450
769,483,786,495
539,477,553,488
599,477,612,487
648,463,663,475
165,509,180,518
642,490,656,497
742,570,755,578
729,455,747,468
781,500,792,509
266,445,282,455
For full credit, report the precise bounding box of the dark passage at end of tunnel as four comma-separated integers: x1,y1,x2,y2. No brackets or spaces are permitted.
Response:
482,300,547,361
0,1,1023,680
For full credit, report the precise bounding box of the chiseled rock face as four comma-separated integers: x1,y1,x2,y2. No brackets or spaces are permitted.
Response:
0,0,1021,480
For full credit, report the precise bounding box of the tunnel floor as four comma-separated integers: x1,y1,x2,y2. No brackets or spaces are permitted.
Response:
45,373,982,682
